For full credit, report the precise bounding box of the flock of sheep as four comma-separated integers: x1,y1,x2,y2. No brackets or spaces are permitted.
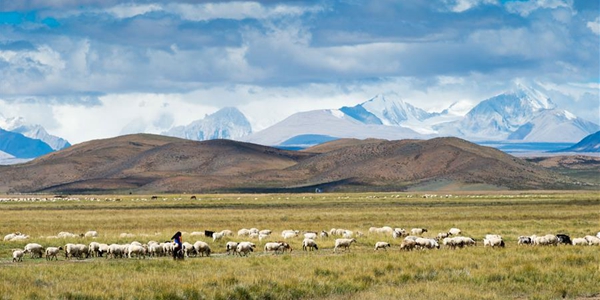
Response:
6,227,600,263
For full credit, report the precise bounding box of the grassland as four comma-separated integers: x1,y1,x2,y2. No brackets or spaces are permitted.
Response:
1,191,599,299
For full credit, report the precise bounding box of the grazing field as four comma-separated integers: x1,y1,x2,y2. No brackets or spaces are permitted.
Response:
1,192,599,299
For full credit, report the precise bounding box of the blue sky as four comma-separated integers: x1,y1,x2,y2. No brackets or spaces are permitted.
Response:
0,0,598,143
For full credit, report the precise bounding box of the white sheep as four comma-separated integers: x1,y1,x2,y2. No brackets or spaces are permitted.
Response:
4,232,28,241
235,242,256,256
415,238,439,249
334,238,356,252
65,243,89,259
225,242,239,255
374,242,391,250
259,229,272,236
189,231,204,237
24,243,44,259
84,231,98,238
411,228,428,236
264,242,286,254
304,232,318,240
12,249,24,262
483,236,505,248
319,231,329,238
584,235,600,246
193,241,211,257
58,231,82,238
88,242,101,257
342,230,354,238
148,243,164,257
45,247,63,261
302,238,318,251
212,231,225,242
182,242,196,257
448,228,462,235
282,231,298,239
220,230,233,236
400,239,416,251
238,228,250,237
128,245,147,259
572,238,588,246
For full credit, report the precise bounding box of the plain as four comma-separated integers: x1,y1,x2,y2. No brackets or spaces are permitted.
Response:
1,191,599,300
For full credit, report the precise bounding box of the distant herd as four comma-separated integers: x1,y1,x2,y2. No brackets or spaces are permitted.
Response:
5,227,600,263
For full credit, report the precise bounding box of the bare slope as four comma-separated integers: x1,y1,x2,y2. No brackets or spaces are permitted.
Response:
0,134,574,193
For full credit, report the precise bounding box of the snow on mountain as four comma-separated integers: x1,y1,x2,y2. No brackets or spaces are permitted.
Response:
163,107,252,141
432,85,599,142
508,109,600,142
242,109,426,146
0,116,70,151
358,93,434,125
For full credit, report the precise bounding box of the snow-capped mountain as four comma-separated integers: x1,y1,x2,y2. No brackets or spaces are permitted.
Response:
164,107,252,141
242,109,427,146
0,128,54,159
0,116,71,151
435,85,598,142
245,85,598,147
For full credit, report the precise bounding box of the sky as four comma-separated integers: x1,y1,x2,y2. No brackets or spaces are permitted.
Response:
0,0,598,144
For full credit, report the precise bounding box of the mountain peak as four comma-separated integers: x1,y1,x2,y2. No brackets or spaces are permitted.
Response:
163,107,252,141
509,84,556,111
360,93,433,125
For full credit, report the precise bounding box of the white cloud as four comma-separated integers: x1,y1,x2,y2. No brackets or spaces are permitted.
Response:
106,3,162,19
587,17,600,35
505,0,572,17
164,2,324,21
445,0,498,13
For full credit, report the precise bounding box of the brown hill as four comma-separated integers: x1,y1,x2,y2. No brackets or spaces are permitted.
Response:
0,134,577,193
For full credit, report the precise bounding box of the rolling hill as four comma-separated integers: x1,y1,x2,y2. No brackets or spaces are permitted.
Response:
0,134,579,193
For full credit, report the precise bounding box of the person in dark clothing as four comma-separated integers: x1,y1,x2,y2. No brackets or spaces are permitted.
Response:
171,231,183,260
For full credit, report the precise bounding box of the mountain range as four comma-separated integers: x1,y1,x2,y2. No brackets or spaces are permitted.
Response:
0,134,579,194
242,85,598,147
0,85,597,164
0,114,71,163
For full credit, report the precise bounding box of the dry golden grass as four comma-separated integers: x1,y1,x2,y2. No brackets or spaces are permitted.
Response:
0,191,599,299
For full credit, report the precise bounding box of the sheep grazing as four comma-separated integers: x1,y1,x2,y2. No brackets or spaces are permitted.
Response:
319,231,329,238
4,232,29,242
45,247,63,261
556,234,572,245
448,228,462,236
235,242,256,256
400,239,416,251
584,235,600,246
282,231,298,239
374,242,391,250
436,232,449,240
393,229,406,239
182,242,196,257
238,228,250,237
212,231,225,242
302,238,318,251
24,243,44,259
264,242,288,254
148,243,164,257
572,238,588,246
128,245,147,259
443,237,475,249
518,236,533,245
225,242,239,255
415,238,439,249
304,232,318,240
483,235,505,248
193,241,211,257
369,226,393,236
84,231,98,238
58,232,82,238
88,242,102,257
12,250,24,262
410,228,428,236
333,238,356,252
